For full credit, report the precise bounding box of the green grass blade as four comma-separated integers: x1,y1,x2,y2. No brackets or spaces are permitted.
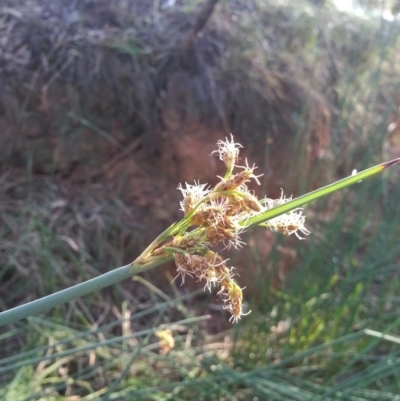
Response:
245,158,400,228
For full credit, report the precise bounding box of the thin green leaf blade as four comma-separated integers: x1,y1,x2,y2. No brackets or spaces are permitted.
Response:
245,158,400,228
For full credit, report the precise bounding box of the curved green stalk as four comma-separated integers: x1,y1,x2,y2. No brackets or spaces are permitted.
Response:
0,255,172,327
244,158,400,228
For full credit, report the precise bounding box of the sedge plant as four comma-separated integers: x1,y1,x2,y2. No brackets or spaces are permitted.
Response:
0,135,398,326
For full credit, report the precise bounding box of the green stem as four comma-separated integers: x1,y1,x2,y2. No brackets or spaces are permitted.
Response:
0,255,172,327
223,165,234,180
244,158,400,228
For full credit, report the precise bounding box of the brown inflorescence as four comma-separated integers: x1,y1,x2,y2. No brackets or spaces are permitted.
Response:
152,135,309,323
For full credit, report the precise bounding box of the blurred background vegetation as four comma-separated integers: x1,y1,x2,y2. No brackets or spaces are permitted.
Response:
1,0,400,399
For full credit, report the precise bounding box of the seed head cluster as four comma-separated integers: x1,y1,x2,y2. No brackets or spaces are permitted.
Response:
151,135,309,323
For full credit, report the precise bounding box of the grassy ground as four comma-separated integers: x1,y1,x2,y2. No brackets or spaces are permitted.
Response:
1,1,400,400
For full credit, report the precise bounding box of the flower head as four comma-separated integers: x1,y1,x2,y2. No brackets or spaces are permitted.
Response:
178,181,210,216
213,159,263,192
261,191,310,239
218,278,248,323
267,208,310,239
213,134,243,171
